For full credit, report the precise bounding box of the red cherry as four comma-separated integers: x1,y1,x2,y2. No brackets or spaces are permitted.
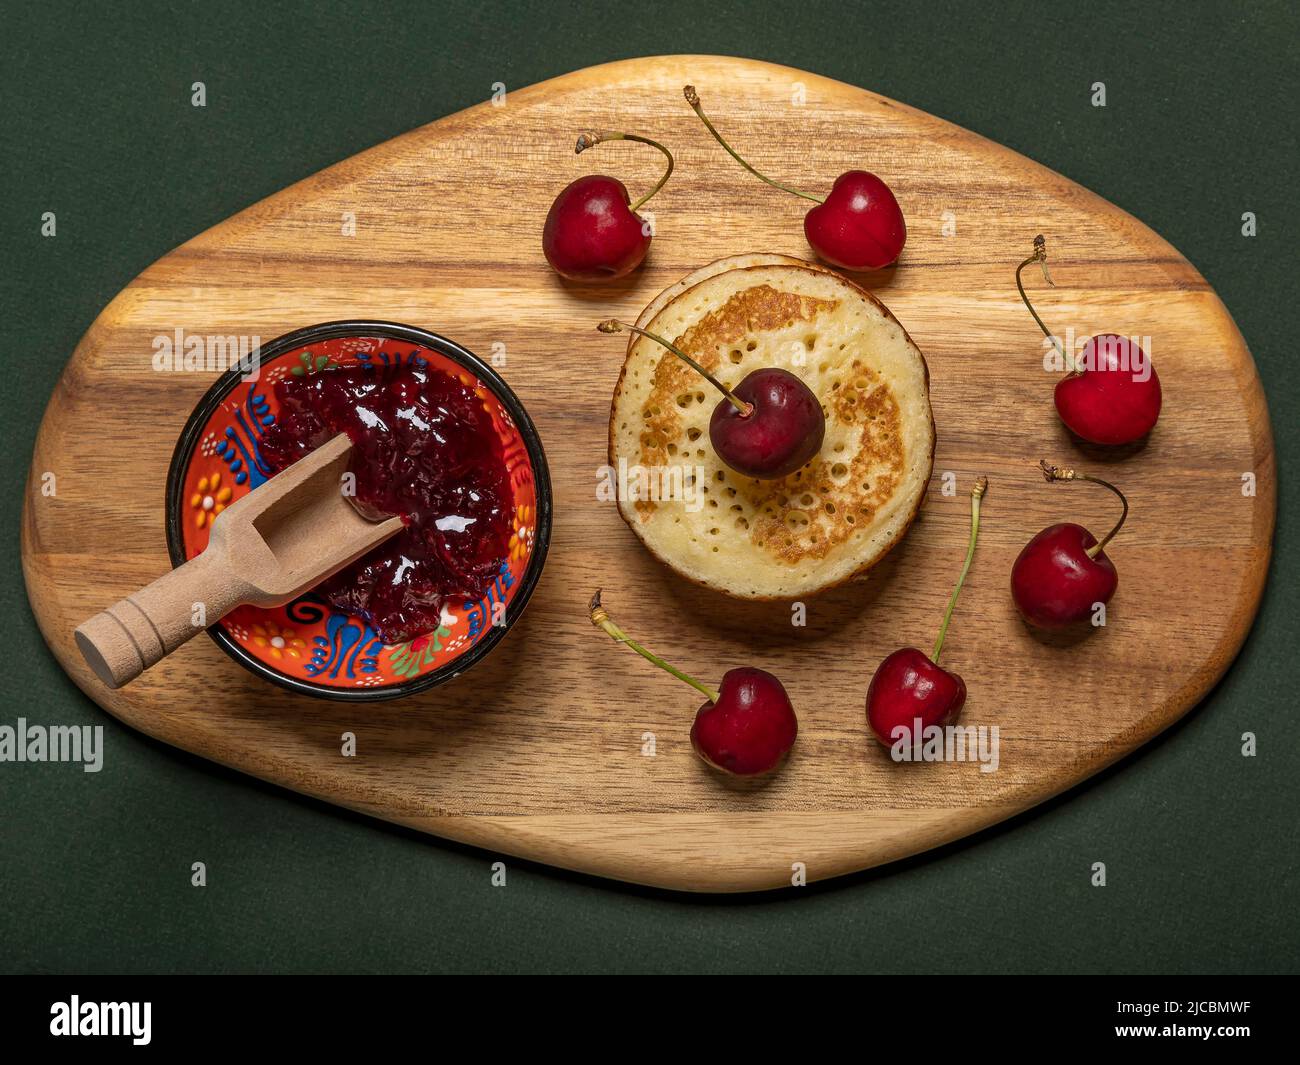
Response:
709,368,825,479
589,592,797,778
543,175,648,281
598,321,826,481
1016,236,1162,445
685,86,905,271
1011,523,1117,628
865,478,986,748
542,131,674,282
1011,462,1128,629
803,171,907,270
867,647,966,747
691,667,798,776
1054,334,1162,445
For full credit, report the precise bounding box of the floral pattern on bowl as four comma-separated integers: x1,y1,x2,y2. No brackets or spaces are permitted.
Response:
166,322,551,701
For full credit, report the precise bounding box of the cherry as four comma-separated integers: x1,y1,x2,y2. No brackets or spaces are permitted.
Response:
867,478,987,747
598,320,825,480
1016,235,1162,445
1011,461,1129,629
692,667,800,776
589,591,797,776
709,368,826,478
542,130,674,282
867,648,966,749
684,86,905,271
804,172,907,272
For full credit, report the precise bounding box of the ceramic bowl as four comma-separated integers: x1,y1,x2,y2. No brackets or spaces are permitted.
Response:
165,320,551,700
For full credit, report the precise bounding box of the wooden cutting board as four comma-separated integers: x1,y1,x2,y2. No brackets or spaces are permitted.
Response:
22,55,1274,892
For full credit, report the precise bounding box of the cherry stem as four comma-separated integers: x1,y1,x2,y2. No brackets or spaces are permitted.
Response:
589,590,720,704
932,477,988,665
1039,461,1129,558
576,130,675,213
597,319,752,416
1016,234,1077,372
683,85,822,204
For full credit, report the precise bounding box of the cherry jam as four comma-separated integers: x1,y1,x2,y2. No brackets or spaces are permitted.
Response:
258,360,513,644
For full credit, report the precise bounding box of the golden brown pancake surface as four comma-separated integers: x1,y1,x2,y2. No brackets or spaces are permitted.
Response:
609,260,933,599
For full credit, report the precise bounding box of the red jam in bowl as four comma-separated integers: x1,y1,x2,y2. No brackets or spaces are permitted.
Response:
258,362,513,644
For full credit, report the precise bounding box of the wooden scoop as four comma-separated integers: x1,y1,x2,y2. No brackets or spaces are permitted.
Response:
75,433,404,689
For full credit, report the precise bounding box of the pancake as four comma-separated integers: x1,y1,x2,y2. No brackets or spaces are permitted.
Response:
632,252,811,337
609,261,934,599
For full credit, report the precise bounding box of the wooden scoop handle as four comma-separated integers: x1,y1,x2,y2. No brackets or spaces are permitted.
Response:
74,551,250,689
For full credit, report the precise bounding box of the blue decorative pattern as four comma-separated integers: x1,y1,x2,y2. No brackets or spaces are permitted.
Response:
307,612,384,679
355,347,428,371
215,385,275,487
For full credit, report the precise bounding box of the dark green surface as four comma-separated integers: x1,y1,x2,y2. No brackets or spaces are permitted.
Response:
1,0,1295,974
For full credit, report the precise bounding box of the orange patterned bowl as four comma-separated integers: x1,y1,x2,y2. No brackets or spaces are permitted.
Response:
165,321,551,700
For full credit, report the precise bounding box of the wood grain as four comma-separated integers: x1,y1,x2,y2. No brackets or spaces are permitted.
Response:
21,56,1275,892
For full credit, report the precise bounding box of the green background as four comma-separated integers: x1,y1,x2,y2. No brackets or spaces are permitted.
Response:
2,0,1295,974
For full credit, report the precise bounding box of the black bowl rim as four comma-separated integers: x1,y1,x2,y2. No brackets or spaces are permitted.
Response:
164,320,553,702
